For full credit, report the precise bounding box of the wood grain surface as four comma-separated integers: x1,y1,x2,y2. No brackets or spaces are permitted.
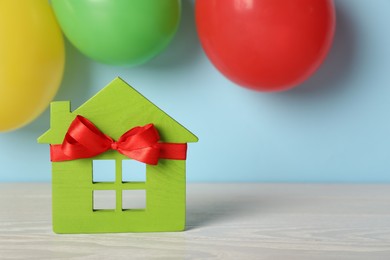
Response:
0,183,389,259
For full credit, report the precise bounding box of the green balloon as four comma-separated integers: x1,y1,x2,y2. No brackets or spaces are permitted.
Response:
51,0,181,66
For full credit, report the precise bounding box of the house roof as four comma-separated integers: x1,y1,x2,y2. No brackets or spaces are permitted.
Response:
38,77,198,144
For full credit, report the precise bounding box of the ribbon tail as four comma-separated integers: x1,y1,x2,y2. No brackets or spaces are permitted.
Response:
50,145,73,162
159,143,187,160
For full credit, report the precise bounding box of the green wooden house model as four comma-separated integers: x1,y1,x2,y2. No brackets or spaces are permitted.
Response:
38,77,198,233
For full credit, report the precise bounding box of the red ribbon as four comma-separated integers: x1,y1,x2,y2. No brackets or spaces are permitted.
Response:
50,115,187,165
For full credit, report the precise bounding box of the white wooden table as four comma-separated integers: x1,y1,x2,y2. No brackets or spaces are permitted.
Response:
0,183,389,259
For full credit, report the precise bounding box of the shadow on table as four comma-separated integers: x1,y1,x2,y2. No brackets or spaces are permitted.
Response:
186,193,262,230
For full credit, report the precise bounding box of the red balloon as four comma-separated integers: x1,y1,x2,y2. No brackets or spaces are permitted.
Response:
195,0,336,92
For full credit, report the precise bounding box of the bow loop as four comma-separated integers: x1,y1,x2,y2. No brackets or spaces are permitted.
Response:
117,124,160,150
115,123,161,164
61,116,113,159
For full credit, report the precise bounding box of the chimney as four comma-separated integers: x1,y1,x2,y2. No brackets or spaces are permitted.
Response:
37,101,72,144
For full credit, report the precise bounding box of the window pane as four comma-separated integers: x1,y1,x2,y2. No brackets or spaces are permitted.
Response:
122,190,146,210
93,190,116,210
122,160,146,182
93,160,115,183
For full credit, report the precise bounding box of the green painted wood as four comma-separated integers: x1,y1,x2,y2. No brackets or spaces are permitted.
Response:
38,78,198,233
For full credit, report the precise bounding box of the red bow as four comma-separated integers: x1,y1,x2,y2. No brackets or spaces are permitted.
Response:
50,115,187,165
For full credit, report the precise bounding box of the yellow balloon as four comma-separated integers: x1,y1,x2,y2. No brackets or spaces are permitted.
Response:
0,0,65,132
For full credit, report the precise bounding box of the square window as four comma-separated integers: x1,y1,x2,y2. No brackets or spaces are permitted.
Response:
93,190,116,210
122,190,146,210
122,160,146,182
92,160,115,183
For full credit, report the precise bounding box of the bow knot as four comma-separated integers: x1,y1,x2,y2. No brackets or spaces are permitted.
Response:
50,115,187,165
111,142,118,150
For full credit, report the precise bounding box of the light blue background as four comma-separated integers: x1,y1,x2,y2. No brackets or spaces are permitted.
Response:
1,0,390,182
